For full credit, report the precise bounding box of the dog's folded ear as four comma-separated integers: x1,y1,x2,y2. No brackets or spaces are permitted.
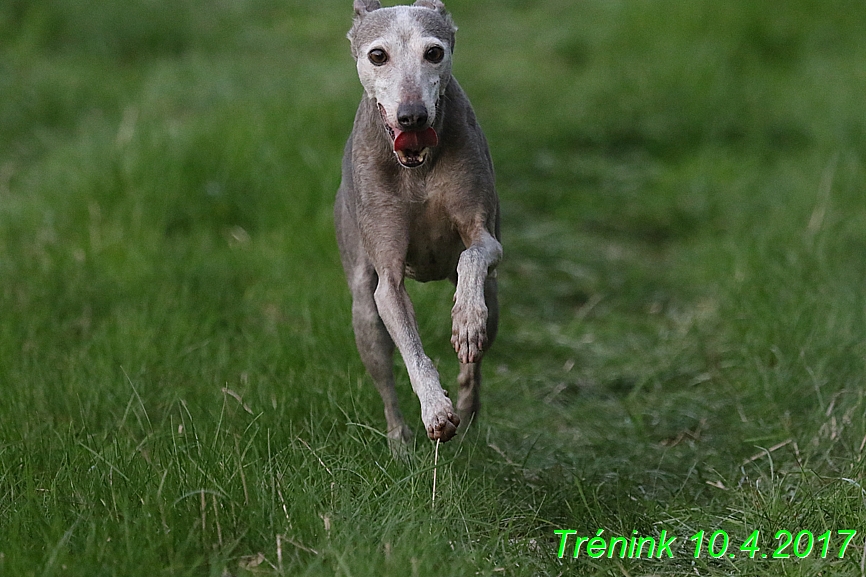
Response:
349,0,381,56
413,0,457,51
414,0,447,14
353,0,381,19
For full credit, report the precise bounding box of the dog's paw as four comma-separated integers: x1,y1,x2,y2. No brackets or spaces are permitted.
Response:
456,390,479,430
421,397,460,442
387,423,413,444
451,301,488,364
387,424,413,460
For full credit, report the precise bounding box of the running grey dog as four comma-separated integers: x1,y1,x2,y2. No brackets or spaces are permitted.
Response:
334,0,501,447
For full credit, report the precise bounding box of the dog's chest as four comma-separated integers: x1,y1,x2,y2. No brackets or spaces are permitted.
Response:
404,198,463,283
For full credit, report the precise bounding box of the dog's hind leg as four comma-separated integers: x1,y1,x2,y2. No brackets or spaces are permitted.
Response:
374,266,460,442
337,191,412,451
350,264,413,449
457,273,499,427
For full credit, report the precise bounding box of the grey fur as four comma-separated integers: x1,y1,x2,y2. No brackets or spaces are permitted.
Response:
353,0,381,18
335,1,501,448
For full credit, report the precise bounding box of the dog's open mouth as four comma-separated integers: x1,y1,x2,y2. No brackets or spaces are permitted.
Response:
379,104,438,168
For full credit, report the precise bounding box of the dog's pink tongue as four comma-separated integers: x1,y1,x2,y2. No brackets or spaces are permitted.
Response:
394,127,438,152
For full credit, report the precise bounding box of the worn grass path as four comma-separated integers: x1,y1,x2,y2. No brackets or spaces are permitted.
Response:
1,1,865,575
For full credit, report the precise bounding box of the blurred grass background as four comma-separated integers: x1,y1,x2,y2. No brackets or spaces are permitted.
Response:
1,0,865,575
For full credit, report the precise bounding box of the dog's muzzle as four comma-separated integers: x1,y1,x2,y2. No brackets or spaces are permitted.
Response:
379,103,439,168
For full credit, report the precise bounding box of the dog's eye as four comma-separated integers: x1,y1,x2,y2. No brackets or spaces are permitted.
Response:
368,49,388,66
425,46,445,63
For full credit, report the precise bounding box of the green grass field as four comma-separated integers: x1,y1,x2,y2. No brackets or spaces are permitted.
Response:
2,0,865,575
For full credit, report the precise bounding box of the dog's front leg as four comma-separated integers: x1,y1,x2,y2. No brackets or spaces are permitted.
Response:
374,268,461,441
451,228,502,363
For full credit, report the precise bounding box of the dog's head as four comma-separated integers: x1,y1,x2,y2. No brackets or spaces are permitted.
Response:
348,0,457,168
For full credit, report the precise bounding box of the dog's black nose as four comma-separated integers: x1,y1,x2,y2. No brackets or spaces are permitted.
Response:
397,102,429,131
